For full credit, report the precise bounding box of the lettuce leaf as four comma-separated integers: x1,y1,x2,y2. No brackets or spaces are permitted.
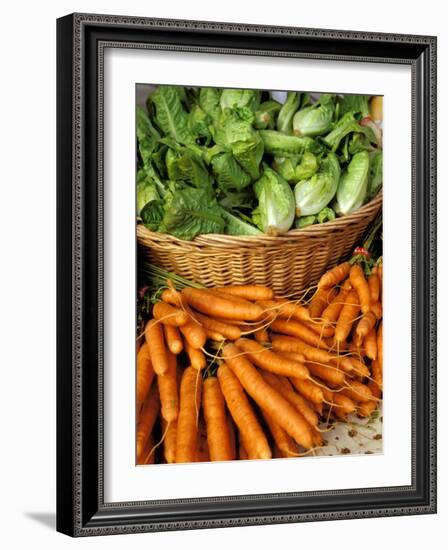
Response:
220,89,261,112
165,147,213,189
136,107,160,166
161,186,225,240
211,152,251,191
150,85,194,145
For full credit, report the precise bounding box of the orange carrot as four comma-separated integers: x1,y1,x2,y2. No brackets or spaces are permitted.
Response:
276,350,306,363
322,388,356,416
223,344,314,449
179,321,207,350
289,377,324,406
271,334,331,364
372,359,383,391
238,432,249,460
368,379,382,399
345,356,370,378
157,351,178,422
342,380,373,403
371,301,383,319
205,329,226,341
136,383,160,461
254,326,270,343
357,400,378,418
303,320,335,338
257,299,311,323
235,338,309,379
162,418,177,464
182,287,263,321
184,340,207,371
197,414,210,462
163,324,183,355
261,371,319,428
334,289,360,344
309,287,338,319
136,342,154,413
160,288,186,307
203,377,235,461
192,311,242,340
368,266,380,303
305,361,346,386
217,364,271,459
321,283,352,325
350,264,370,314
271,319,329,349
317,261,351,289
153,301,189,327
216,284,274,301
364,327,377,360
176,366,202,463
374,321,383,389
145,319,169,375
262,411,298,457
356,311,377,339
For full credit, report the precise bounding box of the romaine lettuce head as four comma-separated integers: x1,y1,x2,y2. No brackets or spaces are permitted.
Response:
323,112,377,152
136,107,161,166
253,100,282,129
276,92,301,134
338,94,370,118
150,85,194,145
294,152,340,216
188,104,212,144
367,149,383,200
253,165,295,235
272,156,299,181
294,152,319,180
220,89,261,113
211,152,251,192
165,147,213,189
136,169,160,215
292,94,334,137
259,130,315,157
214,108,263,179
140,199,165,231
334,150,370,215
161,186,225,240
198,87,221,123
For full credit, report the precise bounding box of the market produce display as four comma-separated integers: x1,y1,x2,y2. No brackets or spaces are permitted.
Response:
136,254,383,465
136,87,383,239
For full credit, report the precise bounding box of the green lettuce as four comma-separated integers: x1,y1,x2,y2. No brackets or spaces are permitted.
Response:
334,150,370,215
211,152,251,191
136,107,161,166
254,100,282,129
259,130,315,157
150,85,194,145
253,165,295,235
161,186,225,240
367,150,383,199
339,94,370,118
292,94,334,137
198,87,221,123
294,153,340,216
165,147,212,189
221,209,263,236
220,89,261,112
277,92,301,134
323,112,377,152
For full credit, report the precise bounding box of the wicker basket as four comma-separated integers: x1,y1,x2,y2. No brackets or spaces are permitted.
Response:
137,194,382,296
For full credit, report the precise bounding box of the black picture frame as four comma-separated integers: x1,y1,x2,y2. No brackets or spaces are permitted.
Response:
57,13,437,537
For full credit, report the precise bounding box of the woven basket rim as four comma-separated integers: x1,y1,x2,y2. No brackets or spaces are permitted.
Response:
137,192,382,247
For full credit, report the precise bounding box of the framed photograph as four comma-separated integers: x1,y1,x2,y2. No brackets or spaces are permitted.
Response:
57,13,437,537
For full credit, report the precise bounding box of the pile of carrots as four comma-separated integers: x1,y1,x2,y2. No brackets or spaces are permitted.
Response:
136,259,383,465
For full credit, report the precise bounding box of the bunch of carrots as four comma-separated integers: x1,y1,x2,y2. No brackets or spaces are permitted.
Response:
136,258,383,465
